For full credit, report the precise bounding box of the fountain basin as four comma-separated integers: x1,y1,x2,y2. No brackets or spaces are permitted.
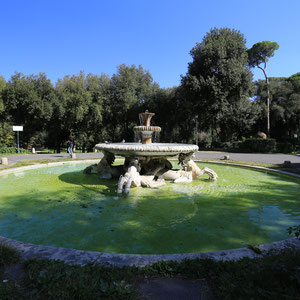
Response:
95,142,199,157
1,161,299,255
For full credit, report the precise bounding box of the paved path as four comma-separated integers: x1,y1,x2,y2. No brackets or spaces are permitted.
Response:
1,151,300,169
0,152,102,169
195,151,300,167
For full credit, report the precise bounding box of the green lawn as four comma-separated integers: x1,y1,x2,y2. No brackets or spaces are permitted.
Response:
1,244,300,299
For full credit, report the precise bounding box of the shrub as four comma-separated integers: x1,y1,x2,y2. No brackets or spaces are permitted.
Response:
276,142,294,153
0,147,28,154
239,138,276,153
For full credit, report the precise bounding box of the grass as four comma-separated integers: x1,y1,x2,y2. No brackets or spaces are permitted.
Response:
0,244,23,300
0,244,21,267
0,158,100,171
194,158,300,175
0,244,300,299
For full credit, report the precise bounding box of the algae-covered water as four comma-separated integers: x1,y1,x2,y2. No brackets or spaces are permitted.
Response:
0,162,299,254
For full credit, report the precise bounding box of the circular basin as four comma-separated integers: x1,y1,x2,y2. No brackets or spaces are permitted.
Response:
95,142,199,157
0,161,299,255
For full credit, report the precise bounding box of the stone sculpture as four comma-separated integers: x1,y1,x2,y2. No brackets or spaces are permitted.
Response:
84,111,218,193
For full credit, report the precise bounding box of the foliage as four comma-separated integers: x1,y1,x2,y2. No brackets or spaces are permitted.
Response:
247,41,279,68
276,142,294,153
0,279,23,300
289,72,300,92
0,76,6,116
105,64,157,142
0,29,297,150
240,138,276,153
2,73,55,148
0,122,14,147
253,75,300,142
181,27,256,144
24,259,137,299
0,243,300,300
247,41,279,137
0,147,28,154
288,225,300,237
0,244,21,267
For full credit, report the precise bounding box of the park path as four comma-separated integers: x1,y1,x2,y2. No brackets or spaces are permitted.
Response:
1,151,300,169
194,151,300,167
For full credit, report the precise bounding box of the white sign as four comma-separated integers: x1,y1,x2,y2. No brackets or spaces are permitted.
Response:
13,126,23,132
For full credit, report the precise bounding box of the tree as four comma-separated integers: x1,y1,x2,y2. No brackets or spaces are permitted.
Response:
2,73,55,148
0,76,5,116
83,73,111,151
247,41,279,137
181,28,255,145
107,64,157,142
54,71,92,152
0,76,14,147
288,72,300,92
253,75,300,142
144,86,183,142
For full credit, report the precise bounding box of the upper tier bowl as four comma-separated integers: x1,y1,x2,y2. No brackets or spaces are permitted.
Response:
95,142,199,157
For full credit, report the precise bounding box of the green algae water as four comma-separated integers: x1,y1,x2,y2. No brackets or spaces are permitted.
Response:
0,162,299,254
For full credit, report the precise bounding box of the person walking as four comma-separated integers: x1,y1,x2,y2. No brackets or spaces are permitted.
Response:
67,136,74,157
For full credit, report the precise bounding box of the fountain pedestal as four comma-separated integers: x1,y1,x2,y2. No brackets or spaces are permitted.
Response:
133,111,161,144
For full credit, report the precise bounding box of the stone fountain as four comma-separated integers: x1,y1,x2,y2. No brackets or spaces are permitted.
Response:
84,111,217,193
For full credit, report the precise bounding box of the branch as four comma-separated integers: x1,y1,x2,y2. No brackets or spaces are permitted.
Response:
257,65,268,82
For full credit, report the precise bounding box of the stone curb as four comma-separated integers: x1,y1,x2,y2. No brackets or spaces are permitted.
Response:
194,159,300,178
1,159,300,267
1,235,299,267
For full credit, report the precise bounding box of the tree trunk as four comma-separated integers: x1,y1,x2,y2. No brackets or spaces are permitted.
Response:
259,63,270,138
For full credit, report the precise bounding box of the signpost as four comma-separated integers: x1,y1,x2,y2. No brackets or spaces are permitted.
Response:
13,126,23,154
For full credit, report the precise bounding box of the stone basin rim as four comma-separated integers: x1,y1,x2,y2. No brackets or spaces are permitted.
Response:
95,142,199,156
1,235,299,267
0,160,299,266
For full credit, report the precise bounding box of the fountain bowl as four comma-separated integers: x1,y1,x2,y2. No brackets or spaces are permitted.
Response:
95,142,199,157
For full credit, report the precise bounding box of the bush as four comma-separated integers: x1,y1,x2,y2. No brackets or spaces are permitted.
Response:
276,142,294,153
197,131,212,149
0,147,28,154
239,138,276,153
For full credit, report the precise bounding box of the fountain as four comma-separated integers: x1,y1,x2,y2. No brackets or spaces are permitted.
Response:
84,111,217,193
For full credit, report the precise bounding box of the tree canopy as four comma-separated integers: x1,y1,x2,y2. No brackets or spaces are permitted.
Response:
247,41,279,137
0,29,298,152
247,41,279,68
181,27,256,145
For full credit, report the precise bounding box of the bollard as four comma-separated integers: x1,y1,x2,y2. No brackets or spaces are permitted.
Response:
283,160,292,168
32,147,36,154
1,157,8,165
221,155,230,160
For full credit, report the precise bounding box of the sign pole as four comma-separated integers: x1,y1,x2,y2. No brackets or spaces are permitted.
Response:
13,126,23,154
17,131,20,154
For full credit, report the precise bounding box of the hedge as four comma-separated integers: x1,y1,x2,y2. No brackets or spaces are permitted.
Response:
0,147,28,154
239,138,277,153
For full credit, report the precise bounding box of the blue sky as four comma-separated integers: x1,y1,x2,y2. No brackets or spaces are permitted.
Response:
1,0,299,88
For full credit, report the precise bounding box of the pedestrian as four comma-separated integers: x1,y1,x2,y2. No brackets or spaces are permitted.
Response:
67,136,74,157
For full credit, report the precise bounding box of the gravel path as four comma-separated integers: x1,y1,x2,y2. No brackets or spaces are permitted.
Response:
1,151,300,169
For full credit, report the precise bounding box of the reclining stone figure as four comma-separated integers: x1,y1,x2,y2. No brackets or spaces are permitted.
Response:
83,151,124,179
117,158,165,194
84,151,218,194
